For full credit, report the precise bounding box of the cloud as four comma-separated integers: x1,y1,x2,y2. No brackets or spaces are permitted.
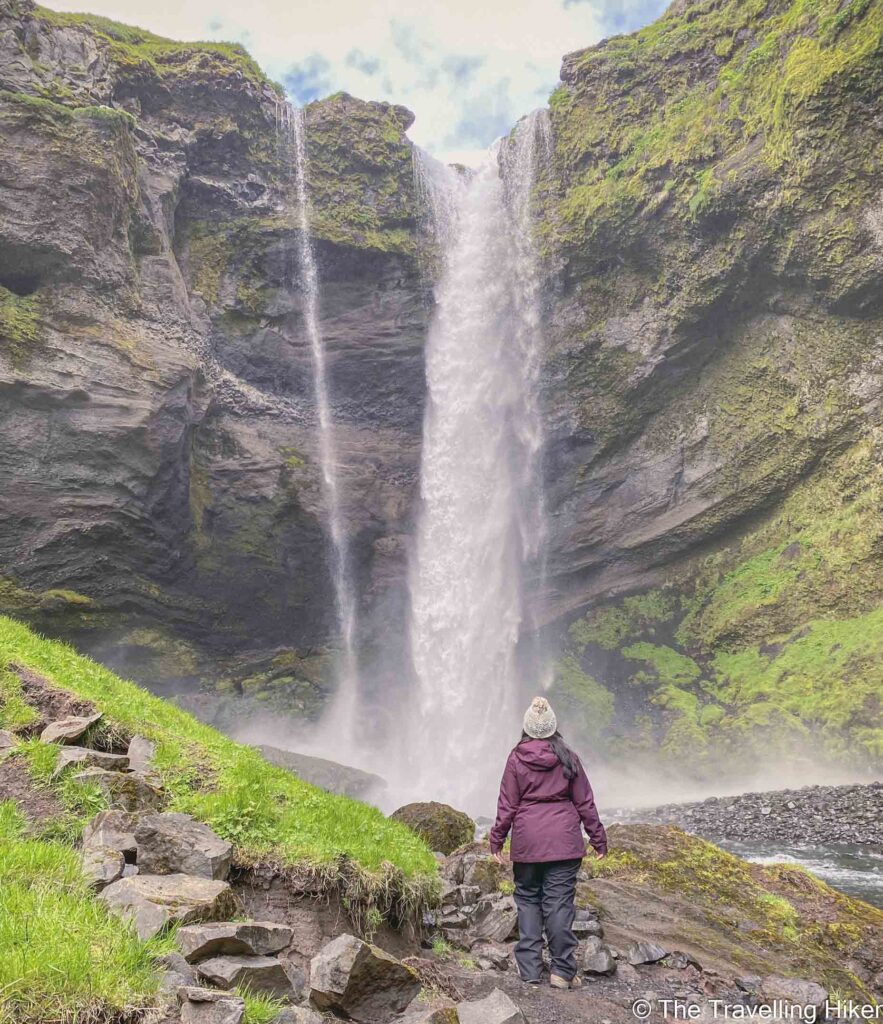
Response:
282,54,334,104
41,0,666,162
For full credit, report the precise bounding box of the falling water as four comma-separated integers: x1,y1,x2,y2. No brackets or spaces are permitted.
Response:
276,102,360,737
402,114,552,814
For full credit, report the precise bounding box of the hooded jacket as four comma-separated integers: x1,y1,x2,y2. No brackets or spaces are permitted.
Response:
489,738,607,863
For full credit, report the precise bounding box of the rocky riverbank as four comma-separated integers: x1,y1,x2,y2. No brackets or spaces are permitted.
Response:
608,781,883,846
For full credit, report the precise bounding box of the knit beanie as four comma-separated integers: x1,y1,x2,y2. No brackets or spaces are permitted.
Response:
523,696,557,739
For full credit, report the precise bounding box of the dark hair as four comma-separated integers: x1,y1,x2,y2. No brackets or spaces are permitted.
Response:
520,730,577,780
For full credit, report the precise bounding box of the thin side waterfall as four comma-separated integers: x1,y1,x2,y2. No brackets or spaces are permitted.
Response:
401,115,552,814
276,102,360,737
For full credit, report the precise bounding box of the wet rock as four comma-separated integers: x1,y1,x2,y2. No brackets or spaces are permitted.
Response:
82,810,140,857
177,920,293,961
40,712,102,744
72,768,163,811
159,952,199,993
82,846,124,890
197,955,300,999
310,933,421,1022
457,987,525,1024
53,746,129,778
178,987,245,1024
127,735,157,774
628,941,669,965
583,936,617,975
391,802,475,856
100,873,233,940
135,813,232,880
759,976,828,1008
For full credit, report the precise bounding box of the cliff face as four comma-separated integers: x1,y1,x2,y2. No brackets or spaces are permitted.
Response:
539,0,883,775
1,0,881,778
0,1,425,710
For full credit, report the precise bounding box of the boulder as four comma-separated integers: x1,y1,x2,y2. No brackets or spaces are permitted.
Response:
583,936,616,976
457,988,524,1024
53,746,129,778
464,895,518,945
82,810,140,856
100,873,233,940
40,712,102,745
759,976,828,1009
135,813,232,880
127,734,157,774
72,767,163,811
390,802,474,855
177,921,293,962
628,941,668,965
258,745,385,800
82,846,124,890
179,987,245,1024
443,846,508,894
196,955,300,999
310,933,421,1022
158,952,198,993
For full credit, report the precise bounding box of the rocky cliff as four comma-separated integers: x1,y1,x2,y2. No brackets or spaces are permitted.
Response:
0,0,426,713
1,0,881,780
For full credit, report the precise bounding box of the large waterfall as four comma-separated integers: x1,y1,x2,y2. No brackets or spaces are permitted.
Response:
277,103,361,738
401,113,552,814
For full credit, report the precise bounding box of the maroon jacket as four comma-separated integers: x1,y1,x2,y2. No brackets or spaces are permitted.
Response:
489,739,607,863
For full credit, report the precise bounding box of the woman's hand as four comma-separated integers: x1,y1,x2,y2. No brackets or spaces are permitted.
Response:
587,845,606,859
492,851,509,865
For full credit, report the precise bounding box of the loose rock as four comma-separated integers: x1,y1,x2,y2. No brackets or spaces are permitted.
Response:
82,846,124,890
178,987,245,1024
310,933,421,1022
271,1009,325,1024
53,746,129,778
628,940,669,965
127,734,157,774
158,952,198,993
135,813,232,880
72,767,163,811
463,894,518,945
759,976,828,1008
390,802,475,855
197,955,300,999
40,712,102,745
0,729,17,751
82,810,139,856
583,936,617,976
100,873,233,940
177,920,293,962
457,987,525,1024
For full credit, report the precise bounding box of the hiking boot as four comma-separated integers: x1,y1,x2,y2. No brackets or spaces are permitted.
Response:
550,973,583,989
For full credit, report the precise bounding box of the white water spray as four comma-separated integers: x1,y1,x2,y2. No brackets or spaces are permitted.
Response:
401,114,552,813
276,102,360,738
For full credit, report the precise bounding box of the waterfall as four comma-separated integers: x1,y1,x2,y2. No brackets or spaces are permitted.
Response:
402,113,552,814
276,102,360,737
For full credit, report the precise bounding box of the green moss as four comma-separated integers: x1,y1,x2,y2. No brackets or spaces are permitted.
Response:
548,655,616,746
569,590,677,651
0,285,42,367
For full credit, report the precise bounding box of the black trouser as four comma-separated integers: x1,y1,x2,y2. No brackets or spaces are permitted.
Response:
512,858,581,982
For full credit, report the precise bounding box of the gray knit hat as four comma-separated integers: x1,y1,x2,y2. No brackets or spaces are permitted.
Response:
523,696,557,739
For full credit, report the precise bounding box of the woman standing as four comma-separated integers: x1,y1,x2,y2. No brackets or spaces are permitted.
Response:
489,696,608,989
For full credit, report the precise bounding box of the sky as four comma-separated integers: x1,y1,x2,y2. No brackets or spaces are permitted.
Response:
45,0,669,164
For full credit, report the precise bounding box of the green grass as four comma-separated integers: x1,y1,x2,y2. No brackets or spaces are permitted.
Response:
240,989,286,1024
0,800,173,1024
0,616,437,901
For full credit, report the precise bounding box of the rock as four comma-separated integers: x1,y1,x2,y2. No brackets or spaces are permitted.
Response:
40,712,102,744
583,936,617,976
271,1009,325,1024
310,933,421,1022
127,734,157,774
177,921,293,961
665,951,701,970
178,987,245,1024
464,894,518,945
100,874,233,940
628,941,669,965
82,810,140,856
400,1006,460,1023
617,963,640,986
457,988,524,1024
258,745,385,800
82,846,124,890
53,746,129,778
759,976,828,1008
573,916,603,938
443,846,508,894
0,728,17,750
72,768,164,811
196,955,300,999
159,952,198,993
471,941,511,970
135,813,232,880
390,802,475,855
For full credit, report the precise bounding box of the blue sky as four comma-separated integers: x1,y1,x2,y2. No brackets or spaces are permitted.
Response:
46,0,668,162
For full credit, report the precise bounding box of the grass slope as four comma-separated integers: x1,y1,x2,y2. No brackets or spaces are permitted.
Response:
0,615,437,893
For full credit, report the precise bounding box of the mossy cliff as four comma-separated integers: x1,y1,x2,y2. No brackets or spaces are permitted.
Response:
540,0,883,776
0,0,426,699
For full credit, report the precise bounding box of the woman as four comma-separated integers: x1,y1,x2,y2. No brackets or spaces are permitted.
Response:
489,696,607,990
